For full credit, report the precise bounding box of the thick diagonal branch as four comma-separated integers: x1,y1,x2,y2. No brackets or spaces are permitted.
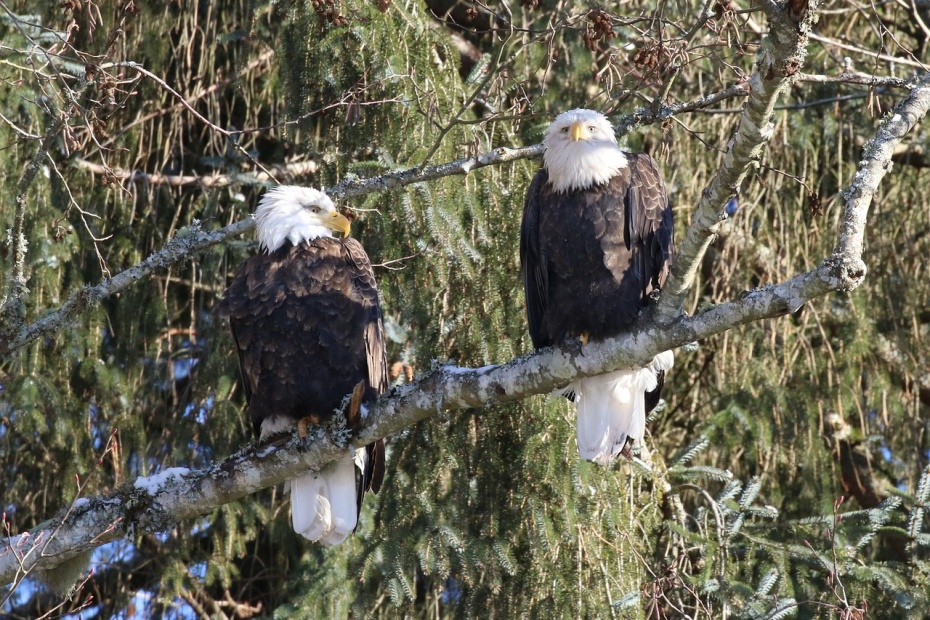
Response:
0,253,894,586
832,71,930,267
0,295,826,585
656,0,821,319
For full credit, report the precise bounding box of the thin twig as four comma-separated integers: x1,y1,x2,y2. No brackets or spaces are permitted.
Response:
103,61,280,184
809,32,928,70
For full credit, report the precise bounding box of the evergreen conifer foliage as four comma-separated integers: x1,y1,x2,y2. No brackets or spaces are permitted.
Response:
0,0,929,618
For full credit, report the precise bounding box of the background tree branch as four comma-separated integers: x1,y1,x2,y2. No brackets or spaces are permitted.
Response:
657,0,821,319
70,158,321,188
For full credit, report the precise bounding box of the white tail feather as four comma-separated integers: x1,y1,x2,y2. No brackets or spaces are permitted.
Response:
568,350,674,465
290,451,361,546
651,350,674,372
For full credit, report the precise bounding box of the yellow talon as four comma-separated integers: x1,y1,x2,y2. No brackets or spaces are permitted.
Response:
346,380,366,427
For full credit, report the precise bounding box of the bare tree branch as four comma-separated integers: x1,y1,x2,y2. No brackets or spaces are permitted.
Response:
832,72,930,270
2,68,929,587
657,0,821,319
71,158,320,188
797,72,919,88
809,32,928,70
614,84,750,136
328,143,544,200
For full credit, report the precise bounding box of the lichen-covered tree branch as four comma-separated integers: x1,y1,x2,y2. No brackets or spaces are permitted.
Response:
656,0,821,318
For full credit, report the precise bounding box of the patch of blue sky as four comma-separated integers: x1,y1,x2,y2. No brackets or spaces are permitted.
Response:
188,561,207,582
92,540,137,566
171,357,198,381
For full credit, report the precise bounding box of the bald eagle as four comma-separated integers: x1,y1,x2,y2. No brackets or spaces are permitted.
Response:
521,109,674,465
217,186,386,545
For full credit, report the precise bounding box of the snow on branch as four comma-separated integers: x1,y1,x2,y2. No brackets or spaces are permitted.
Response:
657,0,822,319
1,68,929,587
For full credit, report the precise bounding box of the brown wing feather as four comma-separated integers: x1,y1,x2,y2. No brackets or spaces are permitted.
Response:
343,238,389,397
626,152,673,296
625,152,673,412
341,237,388,495
229,321,255,404
520,169,552,349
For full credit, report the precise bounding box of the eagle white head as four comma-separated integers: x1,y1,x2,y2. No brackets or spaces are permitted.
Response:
542,109,628,194
254,185,351,253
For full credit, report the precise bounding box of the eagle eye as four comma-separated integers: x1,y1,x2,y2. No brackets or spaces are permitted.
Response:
309,205,321,214
588,125,597,132
560,127,569,133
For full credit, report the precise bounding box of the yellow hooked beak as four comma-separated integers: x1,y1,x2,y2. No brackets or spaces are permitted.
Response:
570,122,586,141
326,211,352,237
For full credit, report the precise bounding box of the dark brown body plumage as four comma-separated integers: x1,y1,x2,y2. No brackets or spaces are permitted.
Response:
217,237,386,499
520,152,673,408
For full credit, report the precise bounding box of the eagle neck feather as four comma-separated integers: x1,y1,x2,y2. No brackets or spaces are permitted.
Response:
255,201,333,254
544,143,628,194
